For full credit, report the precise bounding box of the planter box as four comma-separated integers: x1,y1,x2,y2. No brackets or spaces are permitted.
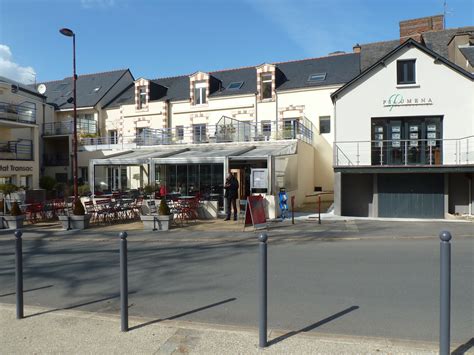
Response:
141,214,173,231
58,215,91,230
2,215,25,230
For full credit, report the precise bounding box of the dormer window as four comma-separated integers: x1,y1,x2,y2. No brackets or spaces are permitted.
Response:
138,86,147,109
397,59,416,84
194,81,207,105
261,74,272,99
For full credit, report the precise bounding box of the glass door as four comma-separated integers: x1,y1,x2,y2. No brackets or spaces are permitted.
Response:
371,120,386,165
388,120,402,165
405,119,424,164
425,119,442,165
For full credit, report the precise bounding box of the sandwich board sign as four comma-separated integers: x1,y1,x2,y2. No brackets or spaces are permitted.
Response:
243,195,267,230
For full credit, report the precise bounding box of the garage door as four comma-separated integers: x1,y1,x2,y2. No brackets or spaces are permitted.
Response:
378,174,444,218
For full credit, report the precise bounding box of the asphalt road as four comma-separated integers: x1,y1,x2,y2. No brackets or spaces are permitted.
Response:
0,227,473,346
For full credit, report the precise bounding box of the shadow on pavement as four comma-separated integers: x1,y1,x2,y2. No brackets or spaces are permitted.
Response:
129,297,237,331
268,305,360,346
0,285,53,298
453,337,474,355
24,292,137,318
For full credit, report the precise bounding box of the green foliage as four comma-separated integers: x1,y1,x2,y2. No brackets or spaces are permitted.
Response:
78,184,91,196
0,183,18,196
158,198,171,215
10,201,23,216
73,199,85,216
143,184,155,195
39,176,57,191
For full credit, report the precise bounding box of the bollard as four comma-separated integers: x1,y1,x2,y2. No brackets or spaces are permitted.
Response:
258,232,268,348
291,196,295,225
439,231,451,355
15,230,23,319
318,195,321,225
119,231,128,332
67,215,71,231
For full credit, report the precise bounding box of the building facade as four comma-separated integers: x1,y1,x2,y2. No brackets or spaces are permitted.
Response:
332,39,474,218
0,76,53,189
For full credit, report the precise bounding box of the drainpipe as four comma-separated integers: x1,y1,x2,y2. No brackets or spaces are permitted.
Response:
468,174,472,215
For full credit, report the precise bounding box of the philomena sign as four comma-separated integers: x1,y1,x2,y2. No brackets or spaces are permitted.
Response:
383,93,433,111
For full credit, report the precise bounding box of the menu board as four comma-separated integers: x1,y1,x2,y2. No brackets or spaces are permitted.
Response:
251,169,268,190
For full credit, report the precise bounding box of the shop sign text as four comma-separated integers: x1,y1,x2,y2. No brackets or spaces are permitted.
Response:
0,164,33,172
383,94,433,111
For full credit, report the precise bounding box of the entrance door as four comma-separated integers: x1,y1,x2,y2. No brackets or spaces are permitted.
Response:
107,167,120,191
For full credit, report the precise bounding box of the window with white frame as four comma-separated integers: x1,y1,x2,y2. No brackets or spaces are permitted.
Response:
194,81,207,105
108,130,118,144
176,126,184,141
261,121,272,137
261,73,272,99
193,124,207,143
138,86,147,109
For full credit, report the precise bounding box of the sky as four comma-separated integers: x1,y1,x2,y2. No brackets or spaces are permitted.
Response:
0,0,473,85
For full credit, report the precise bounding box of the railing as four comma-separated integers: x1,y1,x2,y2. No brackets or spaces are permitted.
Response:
0,140,33,160
80,118,314,150
334,136,474,167
0,102,36,124
43,153,69,166
43,119,97,136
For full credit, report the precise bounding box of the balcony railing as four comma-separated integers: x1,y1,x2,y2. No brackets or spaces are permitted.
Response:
80,118,314,151
43,153,69,166
334,136,474,167
0,102,36,124
0,140,33,160
43,119,97,136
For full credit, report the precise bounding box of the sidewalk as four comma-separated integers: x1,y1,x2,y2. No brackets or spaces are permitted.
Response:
0,303,439,354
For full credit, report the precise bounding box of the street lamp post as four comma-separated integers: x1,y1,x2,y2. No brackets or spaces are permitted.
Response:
59,28,78,203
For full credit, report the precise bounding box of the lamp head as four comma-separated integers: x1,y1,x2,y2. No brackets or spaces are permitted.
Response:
59,28,74,37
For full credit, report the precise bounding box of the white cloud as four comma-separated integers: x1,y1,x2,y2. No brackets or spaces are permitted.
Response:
80,0,116,9
0,44,36,84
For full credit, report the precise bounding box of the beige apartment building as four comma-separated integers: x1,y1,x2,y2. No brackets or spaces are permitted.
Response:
81,54,360,216
0,76,52,189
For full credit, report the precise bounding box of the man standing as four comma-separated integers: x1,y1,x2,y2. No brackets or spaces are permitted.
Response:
224,171,239,221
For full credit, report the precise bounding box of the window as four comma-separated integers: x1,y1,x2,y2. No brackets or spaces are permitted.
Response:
227,81,244,90
138,86,146,109
176,126,184,141
19,176,32,189
194,81,207,105
397,59,416,84
79,167,88,183
261,73,272,99
261,121,272,137
319,116,331,134
307,73,327,82
193,124,207,143
108,130,118,144
90,86,101,94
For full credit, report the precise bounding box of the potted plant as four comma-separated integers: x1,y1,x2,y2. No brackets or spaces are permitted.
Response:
140,198,173,231
58,199,91,230
2,201,25,230
143,184,155,199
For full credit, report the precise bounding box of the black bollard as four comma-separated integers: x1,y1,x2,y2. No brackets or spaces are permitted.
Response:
119,231,128,332
439,231,451,355
15,229,23,319
258,232,268,348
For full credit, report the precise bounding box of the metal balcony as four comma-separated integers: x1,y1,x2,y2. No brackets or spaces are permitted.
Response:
334,136,474,167
43,119,97,136
0,102,36,124
0,140,33,160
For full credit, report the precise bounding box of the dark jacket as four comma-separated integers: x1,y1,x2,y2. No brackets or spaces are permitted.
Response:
224,176,239,199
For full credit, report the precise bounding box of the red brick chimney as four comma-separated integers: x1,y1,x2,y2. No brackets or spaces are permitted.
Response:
399,15,444,43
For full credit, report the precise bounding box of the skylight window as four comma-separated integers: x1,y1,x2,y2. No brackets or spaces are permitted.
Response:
307,73,327,82
91,86,101,94
227,81,244,90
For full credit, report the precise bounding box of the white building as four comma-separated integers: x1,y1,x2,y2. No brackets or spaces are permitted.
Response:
332,38,474,218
